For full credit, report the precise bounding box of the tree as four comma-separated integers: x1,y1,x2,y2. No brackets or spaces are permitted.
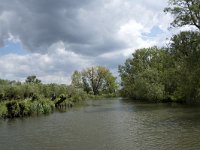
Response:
119,47,168,101
71,70,83,89
81,66,118,95
82,76,92,94
164,0,200,30
25,75,41,84
168,31,200,101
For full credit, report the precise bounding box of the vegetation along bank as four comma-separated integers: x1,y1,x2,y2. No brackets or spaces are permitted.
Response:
0,66,118,118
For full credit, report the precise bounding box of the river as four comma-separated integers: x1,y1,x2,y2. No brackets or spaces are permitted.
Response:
1,98,200,150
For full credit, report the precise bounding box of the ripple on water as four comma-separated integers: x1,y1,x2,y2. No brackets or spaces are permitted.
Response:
1,99,200,150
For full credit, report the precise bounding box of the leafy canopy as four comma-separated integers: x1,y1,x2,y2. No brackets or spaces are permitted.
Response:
164,0,200,30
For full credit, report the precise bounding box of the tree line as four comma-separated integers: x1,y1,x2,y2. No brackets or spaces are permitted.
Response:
0,67,118,118
119,0,200,102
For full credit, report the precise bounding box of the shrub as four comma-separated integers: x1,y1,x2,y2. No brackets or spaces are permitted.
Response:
6,101,20,118
30,99,54,115
18,100,32,117
0,103,7,118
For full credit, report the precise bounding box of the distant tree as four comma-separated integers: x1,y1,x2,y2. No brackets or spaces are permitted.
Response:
25,75,41,84
71,70,83,89
82,76,92,94
164,0,200,30
81,66,118,95
0,79,9,85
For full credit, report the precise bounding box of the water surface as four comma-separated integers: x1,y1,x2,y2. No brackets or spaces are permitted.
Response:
1,98,200,150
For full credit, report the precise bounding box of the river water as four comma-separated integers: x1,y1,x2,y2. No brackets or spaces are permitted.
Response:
1,98,200,150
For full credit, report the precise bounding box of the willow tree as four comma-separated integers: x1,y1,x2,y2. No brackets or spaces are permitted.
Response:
164,0,200,30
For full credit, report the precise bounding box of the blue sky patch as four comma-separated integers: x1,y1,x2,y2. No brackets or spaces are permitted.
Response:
142,26,164,38
0,41,28,55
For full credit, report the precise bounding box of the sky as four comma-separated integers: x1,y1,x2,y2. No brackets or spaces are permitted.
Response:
0,0,178,84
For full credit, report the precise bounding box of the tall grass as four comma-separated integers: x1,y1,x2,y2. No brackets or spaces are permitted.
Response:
31,99,54,115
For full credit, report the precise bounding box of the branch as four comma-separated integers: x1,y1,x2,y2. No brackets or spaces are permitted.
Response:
186,1,200,30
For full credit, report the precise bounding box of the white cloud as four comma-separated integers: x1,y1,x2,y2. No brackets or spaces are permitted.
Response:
0,0,181,84
0,45,94,84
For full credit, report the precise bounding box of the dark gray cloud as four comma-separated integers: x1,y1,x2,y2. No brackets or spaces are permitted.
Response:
0,0,128,55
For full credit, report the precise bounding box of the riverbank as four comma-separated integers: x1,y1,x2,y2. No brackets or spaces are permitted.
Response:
0,93,118,119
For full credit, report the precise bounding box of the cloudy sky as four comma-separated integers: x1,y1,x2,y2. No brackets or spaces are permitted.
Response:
0,0,177,84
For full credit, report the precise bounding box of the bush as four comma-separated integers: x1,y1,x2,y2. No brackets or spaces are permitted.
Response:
30,99,54,115
70,89,87,102
18,100,32,117
6,101,20,118
0,103,7,118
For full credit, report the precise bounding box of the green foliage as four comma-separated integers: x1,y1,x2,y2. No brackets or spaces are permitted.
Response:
1,100,32,118
31,99,54,115
168,31,200,101
70,89,87,102
0,74,92,118
6,101,20,118
55,94,67,107
0,103,7,118
54,87,88,106
4,98,54,117
0,86,5,101
119,47,167,101
69,86,87,100
25,75,41,84
0,79,10,85
119,31,200,103
71,70,83,89
164,0,200,30
42,83,68,99
73,66,118,95
18,100,32,116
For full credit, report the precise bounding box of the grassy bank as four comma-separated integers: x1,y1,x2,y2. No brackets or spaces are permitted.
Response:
0,92,118,119
0,93,83,119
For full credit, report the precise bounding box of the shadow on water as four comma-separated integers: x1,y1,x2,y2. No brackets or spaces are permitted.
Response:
124,98,200,124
